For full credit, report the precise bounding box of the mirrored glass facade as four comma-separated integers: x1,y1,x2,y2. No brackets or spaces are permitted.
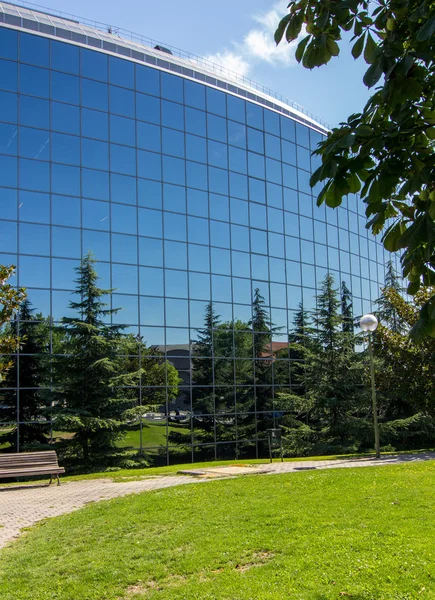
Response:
0,11,391,463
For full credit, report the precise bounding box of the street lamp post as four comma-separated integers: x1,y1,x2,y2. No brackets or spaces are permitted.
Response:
359,314,380,459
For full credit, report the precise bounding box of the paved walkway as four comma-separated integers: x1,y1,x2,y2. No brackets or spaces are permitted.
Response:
1,452,434,550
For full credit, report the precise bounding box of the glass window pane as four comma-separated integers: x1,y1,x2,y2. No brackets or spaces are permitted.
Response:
110,144,136,176
82,168,109,200
20,33,49,67
0,90,17,123
207,114,226,143
51,71,79,104
162,128,184,158
82,199,110,230
247,128,264,154
264,110,280,135
229,172,248,200
139,266,163,296
52,258,78,290
136,93,160,124
0,27,17,60
19,256,50,288
18,190,49,224
281,117,295,142
185,107,206,137
207,88,226,116
208,140,227,169
228,120,246,149
164,212,186,241
246,103,263,129
52,132,80,166
81,48,108,82
0,122,17,155
161,72,183,103
137,121,161,152
184,80,205,110
51,40,79,74
20,127,49,161
82,230,110,260
186,134,206,163
52,226,81,258
51,102,80,135
20,96,49,129
138,208,162,238
163,156,185,186
20,64,49,98
0,188,17,220
227,96,245,123
164,183,186,213
82,138,108,170
111,203,136,234
52,164,80,196
19,158,49,192
162,100,184,130
81,79,108,111
136,65,160,96
110,115,135,146
52,195,80,227
82,108,108,141
139,237,163,267
110,86,134,118
20,223,50,255
137,150,162,181
0,58,17,92
0,155,17,188
111,233,137,265
111,174,136,205
164,240,187,270
209,167,228,195
187,188,208,218
138,178,162,209
109,56,134,89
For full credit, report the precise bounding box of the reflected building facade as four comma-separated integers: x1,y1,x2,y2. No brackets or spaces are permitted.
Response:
0,2,389,463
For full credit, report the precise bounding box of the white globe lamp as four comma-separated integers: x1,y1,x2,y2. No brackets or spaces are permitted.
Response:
360,314,378,332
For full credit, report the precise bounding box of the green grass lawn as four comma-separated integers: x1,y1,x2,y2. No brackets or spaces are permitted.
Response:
118,421,190,450
1,461,435,599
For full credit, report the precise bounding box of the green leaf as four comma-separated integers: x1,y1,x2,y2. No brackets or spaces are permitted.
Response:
410,296,435,342
351,34,365,59
347,172,361,193
363,32,378,64
416,16,435,42
326,37,340,57
295,35,310,64
363,61,383,87
274,14,291,45
355,124,373,137
383,222,404,252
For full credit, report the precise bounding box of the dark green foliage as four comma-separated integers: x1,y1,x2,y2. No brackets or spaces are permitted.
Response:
275,1,435,339
0,300,50,450
48,253,138,467
281,275,369,455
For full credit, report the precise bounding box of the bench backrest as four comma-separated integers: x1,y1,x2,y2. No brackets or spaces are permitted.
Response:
0,451,60,471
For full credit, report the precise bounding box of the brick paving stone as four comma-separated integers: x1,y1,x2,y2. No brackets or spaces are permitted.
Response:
1,452,434,550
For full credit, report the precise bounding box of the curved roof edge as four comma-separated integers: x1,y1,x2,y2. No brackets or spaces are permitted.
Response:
0,0,330,134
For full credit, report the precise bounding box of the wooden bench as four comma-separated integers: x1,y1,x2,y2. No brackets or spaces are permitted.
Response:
0,451,65,486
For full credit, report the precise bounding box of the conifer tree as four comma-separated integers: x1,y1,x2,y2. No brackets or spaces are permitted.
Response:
341,281,354,334
375,260,406,334
49,253,138,466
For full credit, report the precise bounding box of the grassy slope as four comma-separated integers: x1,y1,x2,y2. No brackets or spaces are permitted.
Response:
1,461,434,599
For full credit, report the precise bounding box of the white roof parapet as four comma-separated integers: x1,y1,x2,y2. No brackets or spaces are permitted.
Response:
0,0,330,133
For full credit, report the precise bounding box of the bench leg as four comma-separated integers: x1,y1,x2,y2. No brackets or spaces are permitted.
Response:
49,474,53,485
57,474,60,486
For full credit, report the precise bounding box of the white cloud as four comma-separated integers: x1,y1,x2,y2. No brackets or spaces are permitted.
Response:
203,1,298,76
203,51,250,78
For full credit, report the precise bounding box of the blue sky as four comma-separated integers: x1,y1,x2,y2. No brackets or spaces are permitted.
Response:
30,0,371,127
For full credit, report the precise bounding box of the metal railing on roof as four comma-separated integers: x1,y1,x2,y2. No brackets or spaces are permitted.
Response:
0,0,330,130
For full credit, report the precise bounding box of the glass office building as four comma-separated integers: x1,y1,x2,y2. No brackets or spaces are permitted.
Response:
0,2,390,463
